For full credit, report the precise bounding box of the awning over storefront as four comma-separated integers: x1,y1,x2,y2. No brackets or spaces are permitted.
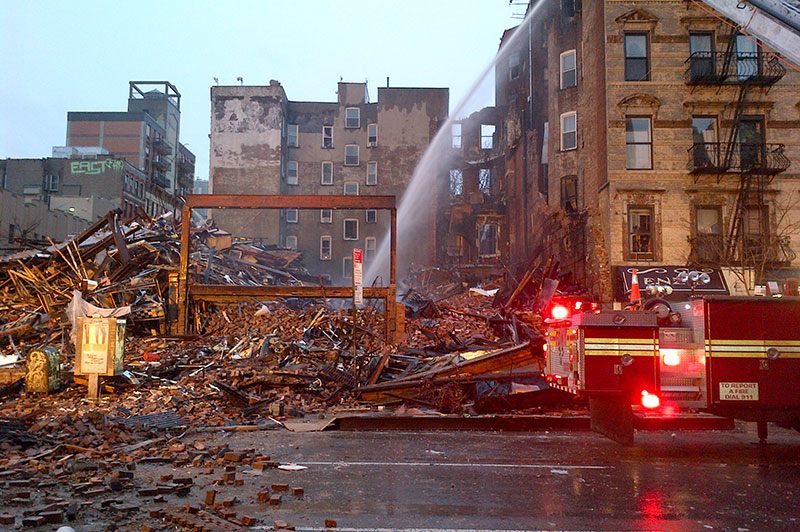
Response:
614,265,729,302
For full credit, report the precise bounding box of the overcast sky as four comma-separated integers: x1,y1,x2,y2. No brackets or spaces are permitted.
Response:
0,0,521,183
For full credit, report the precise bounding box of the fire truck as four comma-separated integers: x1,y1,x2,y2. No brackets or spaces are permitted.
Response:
544,294,800,444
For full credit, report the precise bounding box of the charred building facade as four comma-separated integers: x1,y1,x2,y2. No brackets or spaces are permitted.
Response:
210,81,449,284
483,0,800,301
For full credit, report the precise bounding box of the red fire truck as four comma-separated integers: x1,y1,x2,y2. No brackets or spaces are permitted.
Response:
544,295,800,444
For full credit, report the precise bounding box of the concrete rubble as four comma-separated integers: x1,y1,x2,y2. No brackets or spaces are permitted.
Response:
0,208,578,530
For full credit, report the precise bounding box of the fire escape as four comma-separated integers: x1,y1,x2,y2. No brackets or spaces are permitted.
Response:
685,31,792,268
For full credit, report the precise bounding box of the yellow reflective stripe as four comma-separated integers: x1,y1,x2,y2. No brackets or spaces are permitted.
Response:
585,338,656,345
583,344,654,350
584,349,654,356
706,339,800,346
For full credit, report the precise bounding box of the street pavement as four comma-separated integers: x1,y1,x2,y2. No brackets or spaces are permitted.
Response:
198,422,800,532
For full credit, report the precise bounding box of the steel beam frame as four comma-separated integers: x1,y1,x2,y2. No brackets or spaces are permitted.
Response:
178,194,397,340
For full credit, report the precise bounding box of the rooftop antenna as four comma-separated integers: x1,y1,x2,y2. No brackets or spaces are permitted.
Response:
237,76,243,85
213,77,219,85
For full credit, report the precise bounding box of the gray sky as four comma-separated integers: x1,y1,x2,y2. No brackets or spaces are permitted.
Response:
0,0,520,182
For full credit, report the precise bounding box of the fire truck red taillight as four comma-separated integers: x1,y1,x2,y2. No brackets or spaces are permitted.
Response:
641,390,660,409
551,305,569,320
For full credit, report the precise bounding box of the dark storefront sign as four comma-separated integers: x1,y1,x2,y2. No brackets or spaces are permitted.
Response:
615,265,729,301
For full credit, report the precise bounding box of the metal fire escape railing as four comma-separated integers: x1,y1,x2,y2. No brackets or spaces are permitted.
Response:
685,29,791,264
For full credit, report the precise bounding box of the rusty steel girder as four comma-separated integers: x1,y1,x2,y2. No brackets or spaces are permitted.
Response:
177,194,397,340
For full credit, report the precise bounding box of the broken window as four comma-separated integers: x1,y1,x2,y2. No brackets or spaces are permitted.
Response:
626,117,652,170
368,123,378,145
628,206,654,259
560,112,576,150
320,235,332,260
345,145,359,166
478,168,494,196
286,161,298,185
561,175,578,214
509,51,521,80
287,124,299,147
366,161,377,185
452,123,462,149
321,161,333,185
625,32,650,81
343,218,358,240
560,50,576,89
285,208,298,223
365,237,376,261
481,124,495,149
449,169,463,198
345,107,360,129
323,126,333,148
344,182,359,195
320,209,332,223
343,256,353,278
366,209,376,224
478,223,500,257
285,235,297,250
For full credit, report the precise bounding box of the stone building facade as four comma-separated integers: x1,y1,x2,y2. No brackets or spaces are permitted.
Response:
494,0,800,300
210,81,448,284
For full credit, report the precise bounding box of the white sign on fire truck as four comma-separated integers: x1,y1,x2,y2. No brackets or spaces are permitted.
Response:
719,382,759,401
353,248,363,307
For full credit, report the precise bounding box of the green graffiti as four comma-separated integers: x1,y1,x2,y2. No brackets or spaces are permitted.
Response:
70,159,125,175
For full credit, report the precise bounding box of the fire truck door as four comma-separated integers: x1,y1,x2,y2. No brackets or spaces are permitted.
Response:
756,299,800,407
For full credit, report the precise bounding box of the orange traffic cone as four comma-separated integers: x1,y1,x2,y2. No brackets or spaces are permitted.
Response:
630,268,642,304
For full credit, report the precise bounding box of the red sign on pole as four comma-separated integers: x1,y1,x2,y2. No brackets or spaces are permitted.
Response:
353,248,363,307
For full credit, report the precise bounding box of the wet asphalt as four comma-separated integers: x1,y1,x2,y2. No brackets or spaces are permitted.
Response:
194,422,800,532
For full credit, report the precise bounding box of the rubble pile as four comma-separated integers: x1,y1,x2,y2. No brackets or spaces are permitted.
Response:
0,210,575,530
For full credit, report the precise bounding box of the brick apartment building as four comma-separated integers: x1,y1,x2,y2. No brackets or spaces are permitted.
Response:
66,81,195,218
465,0,799,301
209,81,448,284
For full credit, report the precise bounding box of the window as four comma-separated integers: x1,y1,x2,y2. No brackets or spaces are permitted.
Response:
365,237,376,261
366,209,376,224
478,168,494,196
320,235,332,260
560,112,577,150
478,224,499,257
368,123,378,146
624,32,650,81
321,161,333,185
694,206,722,262
344,219,358,240
449,169,463,197
625,117,652,169
692,116,717,168
560,50,577,88
738,116,764,170
345,145,359,166
628,207,654,259
480,124,495,149
46,174,59,192
343,256,353,279
344,182,359,195
285,208,298,223
323,126,333,148
452,123,462,149
561,176,578,214
287,161,298,185
285,235,297,250
561,0,575,18
689,32,714,80
509,51,521,80
345,107,360,128
287,124,299,147
743,205,768,258
366,161,377,185
736,34,759,81
320,209,332,223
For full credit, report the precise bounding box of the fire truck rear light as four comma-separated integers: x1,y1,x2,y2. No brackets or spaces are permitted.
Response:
641,390,660,409
662,350,680,366
574,301,582,310
551,305,569,320
543,343,548,352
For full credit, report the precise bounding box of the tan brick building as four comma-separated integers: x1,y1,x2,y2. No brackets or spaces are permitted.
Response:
210,81,448,284
494,0,800,301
